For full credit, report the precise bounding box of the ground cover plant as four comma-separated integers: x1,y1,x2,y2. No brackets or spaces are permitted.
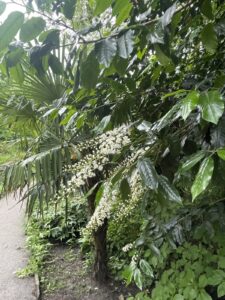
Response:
1,0,225,298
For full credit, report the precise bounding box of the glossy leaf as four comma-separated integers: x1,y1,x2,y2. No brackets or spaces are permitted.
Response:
95,38,117,67
134,268,143,290
191,157,214,200
112,0,132,25
20,17,46,42
117,30,134,59
0,12,24,52
137,158,158,190
180,91,199,120
161,3,177,27
139,259,153,277
159,175,182,203
199,91,224,124
179,151,206,173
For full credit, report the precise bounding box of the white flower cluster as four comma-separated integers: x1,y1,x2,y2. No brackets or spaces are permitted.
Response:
114,170,145,221
122,243,134,252
83,183,119,236
64,125,131,189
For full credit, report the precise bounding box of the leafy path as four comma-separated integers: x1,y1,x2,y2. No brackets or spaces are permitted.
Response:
0,194,36,300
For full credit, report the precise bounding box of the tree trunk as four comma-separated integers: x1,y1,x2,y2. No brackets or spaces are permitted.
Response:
87,180,108,282
93,219,108,282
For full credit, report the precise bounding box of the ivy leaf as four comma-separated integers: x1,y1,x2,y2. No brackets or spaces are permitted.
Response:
112,0,132,25
179,151,206,173
0,12,24,51
161,3,177,27
191,157,214,201
158,175,182,203
200,0,213,19
94,0,112,16
201,23,218,53
117,30,134,59
20,17,46,42
0,1,6,15
137,158,158,190
80,51,100,89
95,38,117,67
133,268,143,290
180,91,199,120
62,0,77,20
199,91,224,124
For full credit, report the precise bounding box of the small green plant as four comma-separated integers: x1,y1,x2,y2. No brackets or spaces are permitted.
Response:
17,218,51,277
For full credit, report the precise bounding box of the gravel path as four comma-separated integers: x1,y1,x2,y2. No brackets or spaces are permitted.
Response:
0,194,36,300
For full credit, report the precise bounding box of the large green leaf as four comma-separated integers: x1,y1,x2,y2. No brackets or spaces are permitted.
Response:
94,0,112,16
161,3,176,27
0,12,24,52
191,157,214,201
179,151,206,173
201,23,218,53
200,0,213,19
20,17,46,42
112,0,132,25
95,38,117,67
62,0,77,20
180,91,199,120
158,175,182,203
117,30,134,59
0,1,6,15
137,158,158,190
199,91,224,124
80,51,100,89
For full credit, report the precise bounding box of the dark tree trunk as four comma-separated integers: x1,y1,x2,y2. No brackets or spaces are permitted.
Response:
93,219,108,282
87,179,108,282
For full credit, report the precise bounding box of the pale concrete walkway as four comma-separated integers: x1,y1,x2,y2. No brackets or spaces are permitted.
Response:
0,194,36,300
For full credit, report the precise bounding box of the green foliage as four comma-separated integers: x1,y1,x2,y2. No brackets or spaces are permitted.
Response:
1,0,225,289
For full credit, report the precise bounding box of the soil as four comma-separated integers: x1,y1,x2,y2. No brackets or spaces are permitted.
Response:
41,245,136,300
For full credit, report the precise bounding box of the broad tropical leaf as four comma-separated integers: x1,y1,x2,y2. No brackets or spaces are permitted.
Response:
191,157,214,200
137,158,158,190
